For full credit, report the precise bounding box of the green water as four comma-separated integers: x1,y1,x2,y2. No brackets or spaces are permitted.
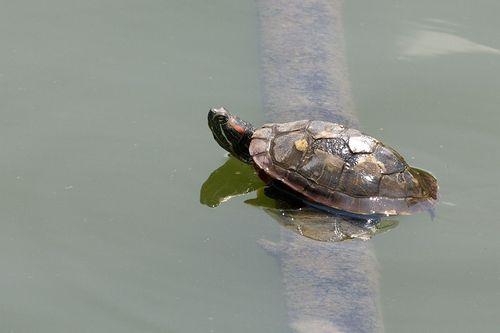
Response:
345,2,500,332
0,0,498,332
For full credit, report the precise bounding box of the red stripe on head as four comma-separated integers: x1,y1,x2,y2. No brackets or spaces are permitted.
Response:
229,118,246,134
233,124,245,134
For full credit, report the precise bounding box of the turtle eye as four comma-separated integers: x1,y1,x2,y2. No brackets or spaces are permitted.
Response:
215,115,228,124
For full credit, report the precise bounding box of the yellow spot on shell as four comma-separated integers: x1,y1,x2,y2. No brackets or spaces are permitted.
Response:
294,139,308,152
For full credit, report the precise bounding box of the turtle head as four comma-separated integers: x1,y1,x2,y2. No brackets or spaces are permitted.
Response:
208,107,254,163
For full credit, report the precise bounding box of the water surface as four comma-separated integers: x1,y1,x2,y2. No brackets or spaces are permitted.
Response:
345,1,500,331
0,0,499,332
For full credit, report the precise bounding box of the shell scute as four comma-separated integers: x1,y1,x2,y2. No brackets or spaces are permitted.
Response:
404,168,424,198
307,121,345,139
299,154,324,182
379,172,408,198
249,138,269,156
271,131,308,170
338,156,382,197
300,150,344,188
372,144,406,174
348,135,378,153
311,137,352,161
276,120,310,133
252,127,273,140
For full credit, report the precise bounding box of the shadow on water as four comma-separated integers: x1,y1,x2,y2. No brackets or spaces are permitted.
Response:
200,157,399,243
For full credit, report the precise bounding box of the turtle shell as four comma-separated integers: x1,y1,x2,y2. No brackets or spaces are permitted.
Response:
249,120,438,216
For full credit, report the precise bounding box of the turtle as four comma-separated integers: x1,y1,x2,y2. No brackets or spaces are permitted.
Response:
207,107,438,216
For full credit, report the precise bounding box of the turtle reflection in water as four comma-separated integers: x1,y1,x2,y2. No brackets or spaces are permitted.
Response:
207,107,438,218
200,157,398,242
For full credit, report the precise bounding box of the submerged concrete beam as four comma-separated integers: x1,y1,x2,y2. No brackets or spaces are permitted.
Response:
255,1,384,332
